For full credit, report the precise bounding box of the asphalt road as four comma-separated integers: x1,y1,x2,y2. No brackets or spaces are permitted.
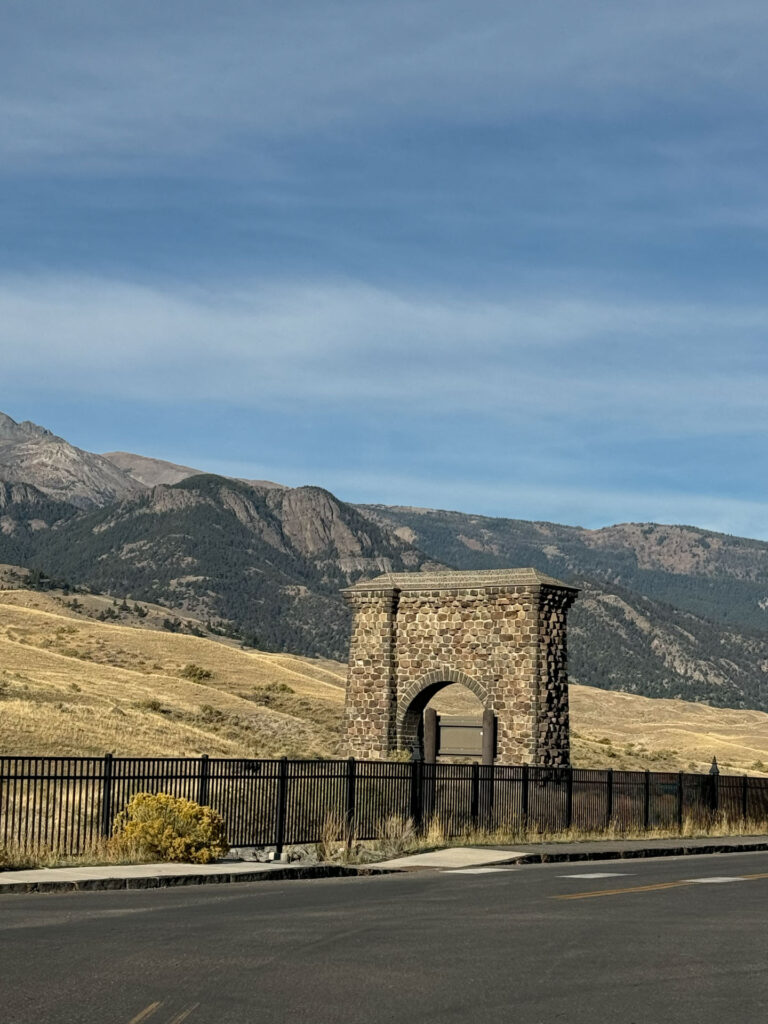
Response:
2,851,767,1024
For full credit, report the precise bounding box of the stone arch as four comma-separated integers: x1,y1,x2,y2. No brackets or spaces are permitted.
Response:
396,669,489,754
341,568,578,765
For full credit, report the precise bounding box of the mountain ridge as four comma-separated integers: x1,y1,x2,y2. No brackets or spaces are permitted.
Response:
0,412,146,508
102,451,204,488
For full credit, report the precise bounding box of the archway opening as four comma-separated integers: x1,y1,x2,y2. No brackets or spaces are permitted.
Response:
399,680,485,762
428,683,485,762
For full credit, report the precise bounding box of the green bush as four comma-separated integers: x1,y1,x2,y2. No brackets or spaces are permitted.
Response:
111,792,229,864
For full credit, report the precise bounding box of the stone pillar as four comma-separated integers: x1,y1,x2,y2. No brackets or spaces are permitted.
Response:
534,585,577,766
343,590,398,758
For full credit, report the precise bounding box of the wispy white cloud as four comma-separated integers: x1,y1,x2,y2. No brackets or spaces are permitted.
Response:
2,272,768,439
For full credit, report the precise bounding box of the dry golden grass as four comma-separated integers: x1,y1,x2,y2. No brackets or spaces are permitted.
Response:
2,585,768,774
0,588,344,758
317,811,768,865
0,836,151,871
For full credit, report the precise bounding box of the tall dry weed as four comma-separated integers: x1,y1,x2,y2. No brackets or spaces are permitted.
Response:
315,813,356,863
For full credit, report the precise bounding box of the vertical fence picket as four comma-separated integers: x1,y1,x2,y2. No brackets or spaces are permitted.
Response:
410,760,423,832
742,775,749,823
643,771,651,830
605,769,613,830
565,768,573,830
345,757,356,836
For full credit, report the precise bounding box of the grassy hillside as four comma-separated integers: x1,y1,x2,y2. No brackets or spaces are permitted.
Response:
2,587,767,775
0,588,346,759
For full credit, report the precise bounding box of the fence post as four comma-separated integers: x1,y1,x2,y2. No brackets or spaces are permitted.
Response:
710,772,719,816
100,753,114,837
423,709,438,763
345,756,356,838
643,770,651,830
410,759,423,833
481,709,495,766
677,771,684,832
521,763,529,830
742,775,749,824
470,762,480,830
565,767,573,830
605,769,613,831
274,757,288,859
197,754,210,806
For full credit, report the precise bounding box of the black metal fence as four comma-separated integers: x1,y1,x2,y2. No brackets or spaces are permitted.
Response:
2,755,767,856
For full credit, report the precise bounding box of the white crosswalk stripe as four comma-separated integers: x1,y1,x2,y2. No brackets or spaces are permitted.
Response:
684,877,747,884
447,867,512,874
557,872,631,879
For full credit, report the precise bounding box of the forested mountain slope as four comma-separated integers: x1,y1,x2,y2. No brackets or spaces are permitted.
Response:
359,505,768,633
0,475,437,658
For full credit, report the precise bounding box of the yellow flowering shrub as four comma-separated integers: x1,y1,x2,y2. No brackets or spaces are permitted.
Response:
111,792,229,864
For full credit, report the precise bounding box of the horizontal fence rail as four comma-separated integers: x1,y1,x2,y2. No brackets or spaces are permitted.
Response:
1,756,767,856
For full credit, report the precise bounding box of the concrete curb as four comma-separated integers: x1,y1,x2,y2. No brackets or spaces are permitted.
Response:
502,840,768,866
0,863,392,895
3,840,766,892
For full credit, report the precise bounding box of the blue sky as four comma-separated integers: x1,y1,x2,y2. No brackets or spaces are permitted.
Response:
3,1,768,536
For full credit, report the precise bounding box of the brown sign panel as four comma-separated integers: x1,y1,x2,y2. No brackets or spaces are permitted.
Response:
437,716,484,757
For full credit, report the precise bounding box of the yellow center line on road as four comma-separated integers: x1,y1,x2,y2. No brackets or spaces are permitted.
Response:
553,871,768,901
127,1003,162,1024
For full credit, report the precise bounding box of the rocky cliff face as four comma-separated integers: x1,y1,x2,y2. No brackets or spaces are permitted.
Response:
263,485,431,575
0,412,145,509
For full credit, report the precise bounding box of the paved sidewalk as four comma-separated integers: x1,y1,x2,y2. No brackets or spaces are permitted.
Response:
0,860,387,894
377,847,524,869
377,834,768,870
493,834,768,863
